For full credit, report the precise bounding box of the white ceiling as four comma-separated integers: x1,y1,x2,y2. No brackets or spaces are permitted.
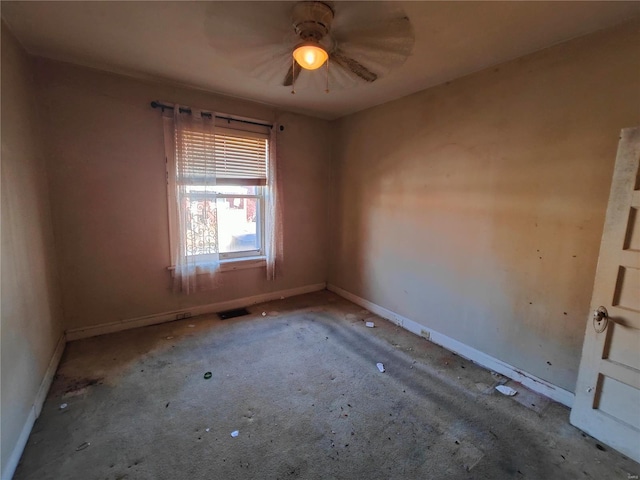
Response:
2,1,638,120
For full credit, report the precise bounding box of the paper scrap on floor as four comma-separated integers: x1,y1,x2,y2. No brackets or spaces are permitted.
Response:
495,385,517,396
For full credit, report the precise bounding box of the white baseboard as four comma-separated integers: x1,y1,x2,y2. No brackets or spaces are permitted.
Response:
2,333,66,480
327,284,575,408
66,282,327,341
34,334,66,417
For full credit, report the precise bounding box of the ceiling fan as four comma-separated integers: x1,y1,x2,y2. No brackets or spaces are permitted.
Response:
204,1,415,92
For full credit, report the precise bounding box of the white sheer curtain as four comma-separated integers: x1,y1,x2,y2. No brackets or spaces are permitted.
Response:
265,125,283,280
172,107,220,293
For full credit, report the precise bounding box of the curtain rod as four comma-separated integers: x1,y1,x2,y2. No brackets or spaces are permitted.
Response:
150,101,273,129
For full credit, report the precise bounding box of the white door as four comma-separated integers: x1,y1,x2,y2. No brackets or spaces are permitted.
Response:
570,127,640,463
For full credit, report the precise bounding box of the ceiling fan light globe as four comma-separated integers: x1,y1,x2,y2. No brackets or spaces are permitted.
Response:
293,43,328,70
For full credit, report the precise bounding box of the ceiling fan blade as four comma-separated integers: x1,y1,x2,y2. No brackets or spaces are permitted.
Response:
204,2,295,49
283,61,302,87
331,51,378,83
335,20,413,50
204,2,298,85
330,3,415,77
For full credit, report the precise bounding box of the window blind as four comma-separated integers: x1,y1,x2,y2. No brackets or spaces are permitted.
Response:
179,127,268,186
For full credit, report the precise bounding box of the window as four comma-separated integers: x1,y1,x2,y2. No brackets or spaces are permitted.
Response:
177,126,268,263
183,184,264,261
165,116,271,270
162,104,279,293
213,185,264,260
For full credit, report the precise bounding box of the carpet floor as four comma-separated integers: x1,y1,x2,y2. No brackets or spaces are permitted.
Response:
14,290,639,479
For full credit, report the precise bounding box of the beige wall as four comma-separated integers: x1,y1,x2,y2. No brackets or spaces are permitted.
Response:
329,20,640,393
35,59,331,330
1,24,64,476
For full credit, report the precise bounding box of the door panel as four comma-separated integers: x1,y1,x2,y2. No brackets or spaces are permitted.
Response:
595,375,640,429
613,266,640,312
605,323,640,370
570,127,640,463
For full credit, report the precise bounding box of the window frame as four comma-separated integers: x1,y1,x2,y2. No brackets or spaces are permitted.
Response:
164,115,270,270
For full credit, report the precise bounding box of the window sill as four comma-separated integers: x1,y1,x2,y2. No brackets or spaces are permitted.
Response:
167,256,266,273
219,256,266,272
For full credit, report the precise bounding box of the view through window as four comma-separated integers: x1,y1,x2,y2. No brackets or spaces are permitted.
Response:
182,185,264,260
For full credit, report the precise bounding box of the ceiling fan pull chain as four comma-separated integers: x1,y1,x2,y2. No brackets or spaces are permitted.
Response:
325,57,330,94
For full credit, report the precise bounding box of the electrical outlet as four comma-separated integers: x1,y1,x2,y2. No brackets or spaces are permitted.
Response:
420,329,431,341
176,312,192,320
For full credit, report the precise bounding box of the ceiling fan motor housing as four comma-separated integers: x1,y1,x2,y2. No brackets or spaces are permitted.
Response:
292,2,334,41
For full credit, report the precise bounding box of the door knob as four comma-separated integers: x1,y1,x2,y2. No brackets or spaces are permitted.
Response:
593,306,609,333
